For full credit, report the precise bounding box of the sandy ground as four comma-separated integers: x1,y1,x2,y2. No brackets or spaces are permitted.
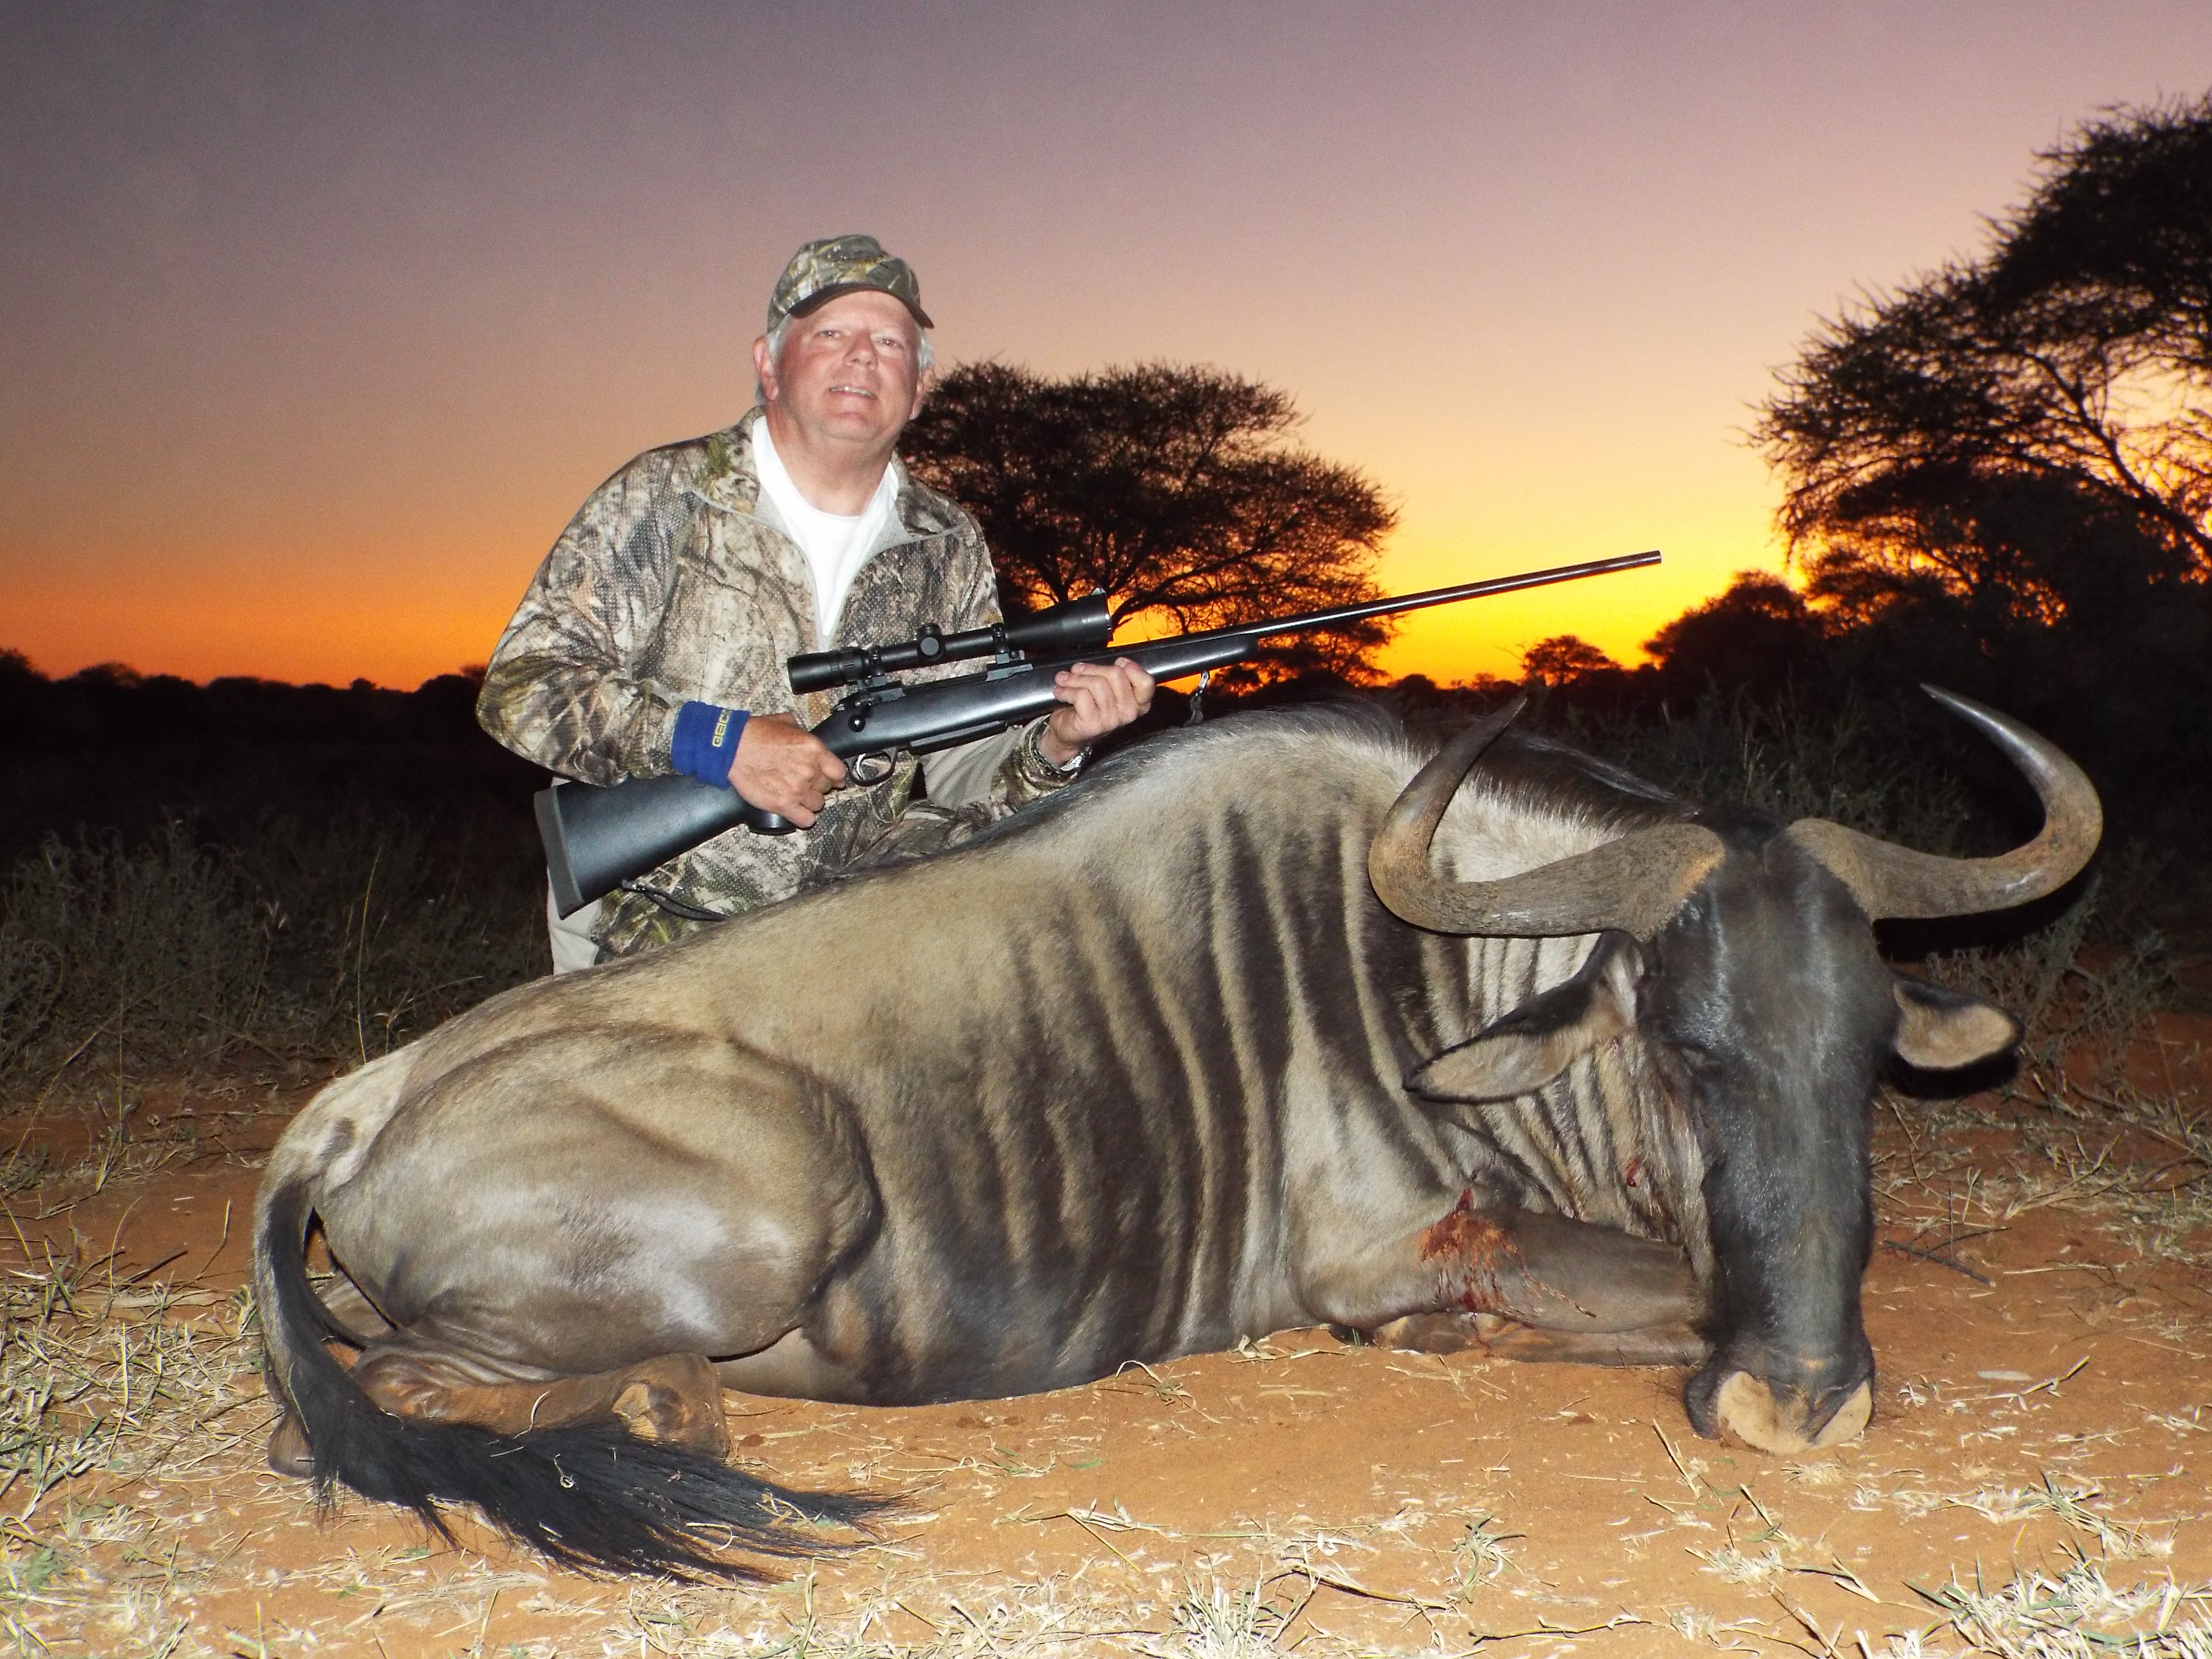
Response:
1,1019,2207,1657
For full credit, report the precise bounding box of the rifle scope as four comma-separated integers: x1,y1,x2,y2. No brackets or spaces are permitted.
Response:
787,593,1115,694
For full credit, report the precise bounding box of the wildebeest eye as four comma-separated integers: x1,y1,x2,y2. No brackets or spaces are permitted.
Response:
1659,1040,1723,1085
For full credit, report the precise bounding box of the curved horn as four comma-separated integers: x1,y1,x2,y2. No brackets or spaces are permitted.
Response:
1782,686,2103,921
1369,697,1726,938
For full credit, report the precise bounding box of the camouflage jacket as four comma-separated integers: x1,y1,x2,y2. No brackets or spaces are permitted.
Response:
479,410,1075,956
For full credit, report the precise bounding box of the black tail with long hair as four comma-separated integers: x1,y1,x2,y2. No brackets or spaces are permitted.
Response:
255,1178,887,1579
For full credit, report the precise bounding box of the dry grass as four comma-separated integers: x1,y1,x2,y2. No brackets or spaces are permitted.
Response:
0,1248,268,1657
1567,686,1980,858
1875,1082,2211,1286
0,816,539,1098
1916,1561,2212,1658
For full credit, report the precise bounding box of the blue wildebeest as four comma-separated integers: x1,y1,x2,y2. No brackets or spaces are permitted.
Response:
253,690,2098,1575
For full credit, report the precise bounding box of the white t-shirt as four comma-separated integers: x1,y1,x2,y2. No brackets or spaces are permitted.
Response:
751,419,899,643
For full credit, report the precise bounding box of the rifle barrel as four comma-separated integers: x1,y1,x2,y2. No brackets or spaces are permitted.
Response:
1142,549,1661,658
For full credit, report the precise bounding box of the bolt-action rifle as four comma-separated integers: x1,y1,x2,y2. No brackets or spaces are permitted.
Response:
534,549,1661,916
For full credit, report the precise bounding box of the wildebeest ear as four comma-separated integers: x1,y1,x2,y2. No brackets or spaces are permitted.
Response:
1408,933,1644,1103
1890,976,2019,1070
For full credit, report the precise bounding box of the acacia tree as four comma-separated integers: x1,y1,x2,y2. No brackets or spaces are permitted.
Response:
1519,635,1619,683
1641,573,1828,694
1754,97,2212,626
900,362,1398,682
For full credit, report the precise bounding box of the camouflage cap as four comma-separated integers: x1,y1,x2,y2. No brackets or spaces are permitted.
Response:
767,234,933,332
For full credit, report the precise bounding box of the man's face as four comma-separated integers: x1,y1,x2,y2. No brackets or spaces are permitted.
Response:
755,290,928,455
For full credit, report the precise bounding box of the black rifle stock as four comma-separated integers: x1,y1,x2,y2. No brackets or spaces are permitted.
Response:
536,549,1661,915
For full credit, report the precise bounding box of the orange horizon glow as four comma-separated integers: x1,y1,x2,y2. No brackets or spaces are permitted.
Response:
3,521,1764,692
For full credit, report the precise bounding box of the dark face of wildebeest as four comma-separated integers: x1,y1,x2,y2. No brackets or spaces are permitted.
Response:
1370,689,2098,1451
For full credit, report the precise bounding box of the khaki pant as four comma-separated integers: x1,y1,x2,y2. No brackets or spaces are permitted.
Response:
546,885,602,974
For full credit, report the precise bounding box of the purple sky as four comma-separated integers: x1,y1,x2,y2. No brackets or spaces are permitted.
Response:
7,2,2212,685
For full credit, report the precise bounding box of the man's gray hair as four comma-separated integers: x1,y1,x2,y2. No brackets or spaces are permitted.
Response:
757,313,934,402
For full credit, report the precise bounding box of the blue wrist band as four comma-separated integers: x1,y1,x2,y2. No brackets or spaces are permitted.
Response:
672,701,749,788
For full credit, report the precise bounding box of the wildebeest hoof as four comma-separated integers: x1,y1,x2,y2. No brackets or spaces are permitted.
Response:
610,1354,730,1457
266,1411,314,1479
353,1355,457,1421
1370,1312,1481,1353
1708,1371,1872,1453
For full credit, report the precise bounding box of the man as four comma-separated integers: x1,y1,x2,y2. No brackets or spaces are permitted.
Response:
480,235,1153,966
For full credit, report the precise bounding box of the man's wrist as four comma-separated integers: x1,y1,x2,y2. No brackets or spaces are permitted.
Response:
671,701,749,787
1026,719,1086,775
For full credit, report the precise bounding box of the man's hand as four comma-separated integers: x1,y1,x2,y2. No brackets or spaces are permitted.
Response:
728,713,847,827
1041,658,1155,767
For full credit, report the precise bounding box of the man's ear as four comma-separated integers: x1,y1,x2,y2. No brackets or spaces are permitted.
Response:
753,335,780,402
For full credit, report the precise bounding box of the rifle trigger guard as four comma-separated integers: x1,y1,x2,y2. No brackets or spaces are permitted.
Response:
849,751,895,786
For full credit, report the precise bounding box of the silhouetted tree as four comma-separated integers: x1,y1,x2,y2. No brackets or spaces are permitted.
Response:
1519,635,1618,684
901,362,1398,682
1643,573,1827,695
1748,99,2212,840
1755,97,2212,623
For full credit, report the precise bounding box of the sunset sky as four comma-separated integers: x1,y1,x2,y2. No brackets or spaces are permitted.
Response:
7,3,2212,689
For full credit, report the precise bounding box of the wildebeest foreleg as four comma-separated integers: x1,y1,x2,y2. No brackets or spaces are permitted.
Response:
1310,1191,1702,1360
1375,1312,1709,1366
